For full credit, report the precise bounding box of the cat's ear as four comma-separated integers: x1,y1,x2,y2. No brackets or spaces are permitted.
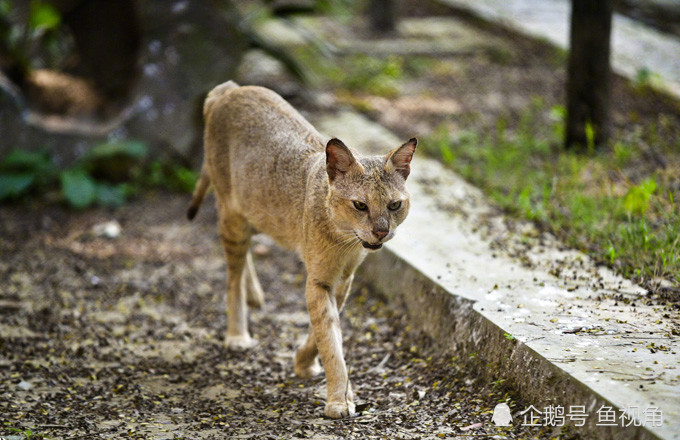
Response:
385,138,417,180
326,138,357,182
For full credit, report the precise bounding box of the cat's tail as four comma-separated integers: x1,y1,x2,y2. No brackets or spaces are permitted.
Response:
188,81,241,221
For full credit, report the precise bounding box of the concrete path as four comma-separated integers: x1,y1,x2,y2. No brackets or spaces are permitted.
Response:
437,0,680,98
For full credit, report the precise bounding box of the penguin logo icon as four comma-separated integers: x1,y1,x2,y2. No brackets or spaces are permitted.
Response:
492,403,513,426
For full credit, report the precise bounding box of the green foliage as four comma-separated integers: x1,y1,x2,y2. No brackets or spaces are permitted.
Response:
605,242,616,264
0,0,72,74
93,182,129,207
6,426,49,439
0,149,55,173
584,120,596,152
0,0,11,15
421,99,680,286
330,54,404,97
145,161,198,193
0,173,35,200
548,105,566,140
633,67,666,91
613,142,633,167
60,169,97,209
429,125,456,164
315,0,360,19
624,177,657,216
635,67,652,89
29,0,61,32
85,140,148,161
0,140,155,209
0,150,54,199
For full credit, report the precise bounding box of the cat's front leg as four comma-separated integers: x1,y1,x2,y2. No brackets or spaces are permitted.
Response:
294,271,355,379
304,277,354,418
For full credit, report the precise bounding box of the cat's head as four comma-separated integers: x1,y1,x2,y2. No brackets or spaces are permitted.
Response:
325,137,417,251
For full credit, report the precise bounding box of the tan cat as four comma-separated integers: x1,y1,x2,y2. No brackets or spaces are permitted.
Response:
188,81,416,418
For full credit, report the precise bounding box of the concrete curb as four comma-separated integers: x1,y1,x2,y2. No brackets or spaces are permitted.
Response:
359,249,660,440
312,110,678,440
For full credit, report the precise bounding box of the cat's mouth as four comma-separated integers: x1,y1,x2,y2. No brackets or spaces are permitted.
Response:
361,241,382,250
354,232,383,250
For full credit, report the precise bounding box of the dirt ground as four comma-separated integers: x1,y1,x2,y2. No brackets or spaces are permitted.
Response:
0,193,583,440
2,2,678,439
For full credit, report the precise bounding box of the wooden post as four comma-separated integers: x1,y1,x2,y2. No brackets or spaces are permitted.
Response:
368,0,396,34
565,0,613,150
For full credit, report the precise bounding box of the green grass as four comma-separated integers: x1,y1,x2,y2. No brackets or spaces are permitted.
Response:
293,39,433,98
421,100,680,292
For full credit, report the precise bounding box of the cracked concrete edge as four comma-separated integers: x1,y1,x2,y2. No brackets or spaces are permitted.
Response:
358,249,660,440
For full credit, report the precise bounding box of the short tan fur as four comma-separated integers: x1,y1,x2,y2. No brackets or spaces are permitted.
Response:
188,81,416,418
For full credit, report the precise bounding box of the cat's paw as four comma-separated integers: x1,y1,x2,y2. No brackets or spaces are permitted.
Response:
225,334,257,350
294,358,322,379
325,400,355,419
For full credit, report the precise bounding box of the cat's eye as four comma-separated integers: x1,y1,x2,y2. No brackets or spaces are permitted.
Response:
353,201,368,211
388,201,402,211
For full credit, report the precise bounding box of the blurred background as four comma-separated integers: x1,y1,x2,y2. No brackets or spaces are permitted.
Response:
1,0,679,297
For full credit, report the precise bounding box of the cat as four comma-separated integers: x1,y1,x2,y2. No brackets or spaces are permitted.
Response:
188,80,416,418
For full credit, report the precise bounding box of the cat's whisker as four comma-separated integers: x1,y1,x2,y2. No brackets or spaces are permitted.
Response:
320,231,361,256
320,237,357,257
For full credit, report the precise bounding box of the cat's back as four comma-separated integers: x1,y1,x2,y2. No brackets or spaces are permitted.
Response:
208,84,323,154
204,83,327,250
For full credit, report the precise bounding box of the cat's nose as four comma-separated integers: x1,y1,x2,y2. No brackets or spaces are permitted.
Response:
373,229,388,240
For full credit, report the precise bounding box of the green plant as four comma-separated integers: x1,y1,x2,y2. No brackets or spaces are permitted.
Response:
315,0,360,19
623,177,657,216
332,54,404,97
584,120,596,152
0,149,56,199
605,243,616,264
549,105,566,141
0,0,73,77
613,142,633,167
420,98,680,290
145,161,197,193
6,426,49,439
0,140,148,209
29,0,60,32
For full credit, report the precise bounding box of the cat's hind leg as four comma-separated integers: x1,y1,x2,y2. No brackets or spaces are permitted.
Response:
244,251,265,309
219,209,257,350
294,327,322,379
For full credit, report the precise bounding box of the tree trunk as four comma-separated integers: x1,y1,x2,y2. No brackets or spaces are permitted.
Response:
565,0,613,150
368,0,397,34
